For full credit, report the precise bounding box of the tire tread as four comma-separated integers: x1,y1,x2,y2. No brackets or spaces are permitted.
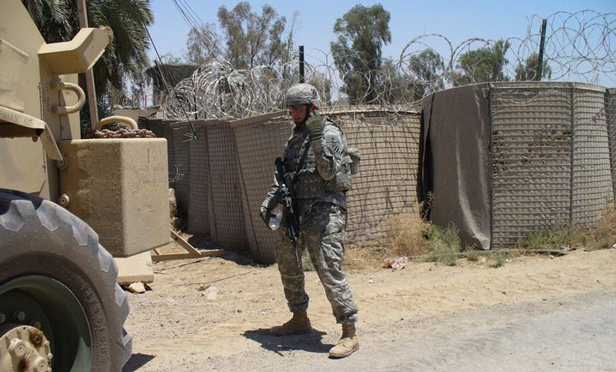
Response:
0,190,133,369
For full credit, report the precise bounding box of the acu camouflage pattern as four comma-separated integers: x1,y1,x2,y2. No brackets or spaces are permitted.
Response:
275,202,358,324
261,117,353,216
284,83,323,108
262,115,358,324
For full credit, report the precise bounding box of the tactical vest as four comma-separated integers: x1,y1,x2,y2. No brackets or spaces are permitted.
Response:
292,118,360,200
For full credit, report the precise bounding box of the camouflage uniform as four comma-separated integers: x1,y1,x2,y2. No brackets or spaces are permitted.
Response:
262,116,358,324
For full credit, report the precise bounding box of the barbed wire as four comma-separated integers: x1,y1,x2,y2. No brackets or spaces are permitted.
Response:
163,10,615,120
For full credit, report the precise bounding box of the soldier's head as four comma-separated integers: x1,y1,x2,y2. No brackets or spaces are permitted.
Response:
285,83,321,124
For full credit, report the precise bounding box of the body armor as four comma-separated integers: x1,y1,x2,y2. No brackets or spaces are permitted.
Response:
284,118,353,205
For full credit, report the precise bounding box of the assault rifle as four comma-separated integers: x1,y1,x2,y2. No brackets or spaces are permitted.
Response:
274,157,302,267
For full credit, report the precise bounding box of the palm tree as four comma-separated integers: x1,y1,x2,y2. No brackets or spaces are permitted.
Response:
22,0,153,104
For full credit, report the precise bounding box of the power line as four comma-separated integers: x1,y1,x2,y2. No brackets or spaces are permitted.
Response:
145,25,199,139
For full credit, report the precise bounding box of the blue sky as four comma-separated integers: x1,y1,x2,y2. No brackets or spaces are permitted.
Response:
147,0,615,84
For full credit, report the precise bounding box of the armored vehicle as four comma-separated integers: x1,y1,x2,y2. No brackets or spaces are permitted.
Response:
0,1,169,370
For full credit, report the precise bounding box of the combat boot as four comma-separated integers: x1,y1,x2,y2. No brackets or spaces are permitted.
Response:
328,323,359,358
269,311,312,336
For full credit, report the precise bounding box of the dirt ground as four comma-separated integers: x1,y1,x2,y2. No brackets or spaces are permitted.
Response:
121,238,616,372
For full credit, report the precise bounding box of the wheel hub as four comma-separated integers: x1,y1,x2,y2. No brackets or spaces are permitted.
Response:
0,324,52,372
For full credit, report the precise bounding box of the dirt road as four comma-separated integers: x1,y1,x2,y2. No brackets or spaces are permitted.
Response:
122,246,616,372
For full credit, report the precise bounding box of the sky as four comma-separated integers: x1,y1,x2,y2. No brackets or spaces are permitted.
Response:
146,0,615,85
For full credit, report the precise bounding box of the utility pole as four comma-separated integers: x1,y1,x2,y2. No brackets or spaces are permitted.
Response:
536,19,547,81
299,45,305,83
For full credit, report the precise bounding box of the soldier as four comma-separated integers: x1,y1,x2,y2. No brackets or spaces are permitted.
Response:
260,83,359,358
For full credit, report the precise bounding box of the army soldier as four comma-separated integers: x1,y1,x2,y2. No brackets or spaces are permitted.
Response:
260,83,359,358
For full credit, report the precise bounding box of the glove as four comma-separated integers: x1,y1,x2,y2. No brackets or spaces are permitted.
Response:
260,206,272,227
305,113,325,141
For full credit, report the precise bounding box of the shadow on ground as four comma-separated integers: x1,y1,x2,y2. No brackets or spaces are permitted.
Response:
243,328,333,355
122,353,155,372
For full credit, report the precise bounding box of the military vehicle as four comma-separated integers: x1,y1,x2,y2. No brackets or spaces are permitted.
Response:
0,1,169,370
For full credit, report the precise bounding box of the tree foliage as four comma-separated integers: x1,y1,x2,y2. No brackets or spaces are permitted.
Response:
514,53,552,81
185,2,294,69
330,4,391,104
408,49,445,100
185,23,220,65
374,59,413,104
22,0,153,104
451,39,511,86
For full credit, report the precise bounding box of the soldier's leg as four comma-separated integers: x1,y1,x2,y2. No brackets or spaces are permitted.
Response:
271,230,312,336
274,229,309,314
302,203,358,324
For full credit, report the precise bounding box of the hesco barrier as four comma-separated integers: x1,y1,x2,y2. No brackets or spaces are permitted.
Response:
148,106,423,263
326,106,422,248
146,119,248,252
169,122,192,221
230,107,422,263
204,120,247,251
231,112,293,263
422,82,614,250
143,119,192,223
148,82,613,261
607,88,616,201
186,121,208,235
490,83,613,248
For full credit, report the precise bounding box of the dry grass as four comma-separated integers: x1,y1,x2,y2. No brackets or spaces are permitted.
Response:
424,223,462,266
345,245,386,270
345,208,463,270
386,209,432,257
343,203,616,271
515,203,616,252
588,203,616,250
343,208,434,271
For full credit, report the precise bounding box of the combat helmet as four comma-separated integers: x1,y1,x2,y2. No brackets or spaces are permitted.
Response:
285,83,322,109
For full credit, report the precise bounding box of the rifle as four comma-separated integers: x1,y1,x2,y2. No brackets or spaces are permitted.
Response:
274,157,302,267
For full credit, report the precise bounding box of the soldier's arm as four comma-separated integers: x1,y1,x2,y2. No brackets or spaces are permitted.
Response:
261,175,282,211
311,124,344,181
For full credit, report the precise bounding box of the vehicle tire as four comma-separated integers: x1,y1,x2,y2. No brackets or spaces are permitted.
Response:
0,189,132,371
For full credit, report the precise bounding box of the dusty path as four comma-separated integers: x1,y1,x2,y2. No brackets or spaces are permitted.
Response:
122,246,616,372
